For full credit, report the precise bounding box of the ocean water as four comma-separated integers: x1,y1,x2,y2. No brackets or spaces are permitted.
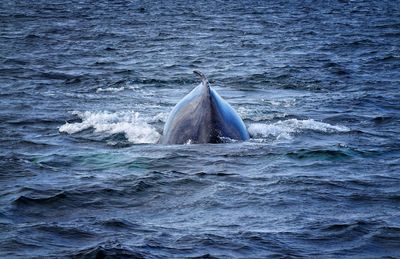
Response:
1,0,400,257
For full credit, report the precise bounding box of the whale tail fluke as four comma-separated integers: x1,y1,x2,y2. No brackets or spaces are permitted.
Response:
193,70,209,87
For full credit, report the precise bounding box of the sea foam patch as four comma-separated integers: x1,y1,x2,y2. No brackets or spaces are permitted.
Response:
96,87,125,93
248,119,350,140
96,85,140,93
59,111,160,144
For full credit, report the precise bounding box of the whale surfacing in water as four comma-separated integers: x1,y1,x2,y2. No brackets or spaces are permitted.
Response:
161,71,250,144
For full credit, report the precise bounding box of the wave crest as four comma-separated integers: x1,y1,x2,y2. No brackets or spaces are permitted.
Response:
59,111,160,144
248,119,350,140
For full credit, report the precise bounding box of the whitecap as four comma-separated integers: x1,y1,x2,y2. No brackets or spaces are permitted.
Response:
248,119,350,140
59,111,160,144
237,106,250,119
150,112,169,123
96,87,125,93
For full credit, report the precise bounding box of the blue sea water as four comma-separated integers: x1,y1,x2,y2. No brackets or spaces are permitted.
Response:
1,0,400,257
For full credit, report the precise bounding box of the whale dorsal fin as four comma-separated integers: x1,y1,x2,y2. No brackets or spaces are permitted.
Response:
193,70,209,87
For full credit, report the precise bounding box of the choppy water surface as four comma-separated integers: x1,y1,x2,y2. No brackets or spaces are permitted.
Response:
1,0,400,257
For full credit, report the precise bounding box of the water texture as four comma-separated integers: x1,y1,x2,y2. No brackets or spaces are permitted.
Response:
1,0,400,257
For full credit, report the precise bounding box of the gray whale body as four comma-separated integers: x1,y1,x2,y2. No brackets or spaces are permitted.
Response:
161,71,250,144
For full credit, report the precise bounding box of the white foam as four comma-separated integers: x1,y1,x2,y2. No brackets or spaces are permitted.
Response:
96,84,141,93
59,111,160,144
96,87,125,93
237,107,250,119
264,98,296,108
150,112,169,123
248,119,350,140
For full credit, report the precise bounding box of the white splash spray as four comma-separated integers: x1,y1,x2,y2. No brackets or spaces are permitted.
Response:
59,111,160,144
248,119,350,140
96,87,125,93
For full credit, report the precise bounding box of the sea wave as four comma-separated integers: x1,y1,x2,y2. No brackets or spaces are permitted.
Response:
96,87,125,93
96,85,140,93
59,111,160,144
248,119,350,140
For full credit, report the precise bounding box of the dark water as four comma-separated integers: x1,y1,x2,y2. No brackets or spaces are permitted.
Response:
1,0,400,257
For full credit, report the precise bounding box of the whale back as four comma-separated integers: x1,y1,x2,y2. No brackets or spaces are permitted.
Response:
161,82,214,144
209,87,250,141
161,72,249,144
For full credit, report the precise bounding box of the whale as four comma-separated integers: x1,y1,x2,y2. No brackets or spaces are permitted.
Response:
161,71,250,144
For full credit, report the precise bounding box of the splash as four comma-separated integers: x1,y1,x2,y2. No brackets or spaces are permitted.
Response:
248,119,350,140
96,85,140,93
150,112,168,123
59,111,160,144
96,87,125,93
